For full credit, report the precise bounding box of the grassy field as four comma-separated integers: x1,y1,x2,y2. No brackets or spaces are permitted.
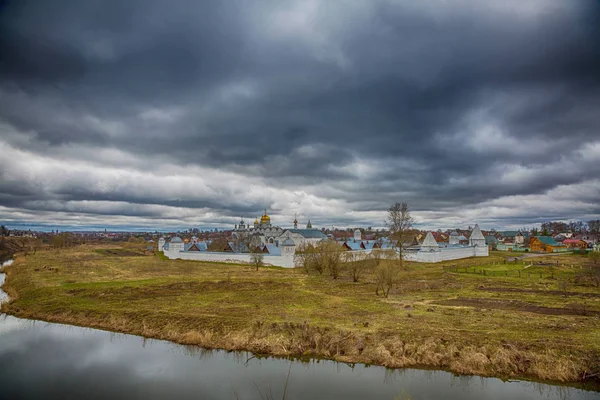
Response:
2,245,600,387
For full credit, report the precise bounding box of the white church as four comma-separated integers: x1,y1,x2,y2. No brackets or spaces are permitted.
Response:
232,210,327,248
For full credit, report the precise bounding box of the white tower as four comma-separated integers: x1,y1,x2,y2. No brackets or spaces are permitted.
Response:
449,231,459,245
169,237,184,252
469,224,486,247
281,236,296,256
354,229,361,242
420,232,440,252
158,237,165,252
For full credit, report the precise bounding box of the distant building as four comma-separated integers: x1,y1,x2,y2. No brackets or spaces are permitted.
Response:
485,235,498,250
232,210,283,245
530,236,568,253
562,239,588,249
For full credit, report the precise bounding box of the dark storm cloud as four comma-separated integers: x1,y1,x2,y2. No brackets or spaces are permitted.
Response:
0,0,599,228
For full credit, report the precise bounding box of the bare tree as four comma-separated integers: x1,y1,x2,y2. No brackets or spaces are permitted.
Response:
386,202,414,269
297,241,342,278
250,251,264,271
321,240,343,279
375,248,399,298
343,251,367,282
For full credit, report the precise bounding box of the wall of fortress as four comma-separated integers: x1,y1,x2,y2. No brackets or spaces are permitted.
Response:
405,246,489,263
163,245,488,267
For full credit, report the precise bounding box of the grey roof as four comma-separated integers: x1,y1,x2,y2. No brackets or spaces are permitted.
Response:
184,242,207,251
287,229,326,239
450,231,459,236
485,235,498,244
170,236,183,243
343,241,363,250
282,237,296,246
264,244,282,255
228,241,249,253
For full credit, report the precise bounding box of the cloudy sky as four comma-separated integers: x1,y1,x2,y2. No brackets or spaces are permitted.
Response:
1,0,599,231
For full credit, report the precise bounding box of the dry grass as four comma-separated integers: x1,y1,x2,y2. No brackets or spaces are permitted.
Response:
2,245,600,387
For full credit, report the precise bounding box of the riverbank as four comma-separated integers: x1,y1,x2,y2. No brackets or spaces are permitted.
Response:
2,245,599,388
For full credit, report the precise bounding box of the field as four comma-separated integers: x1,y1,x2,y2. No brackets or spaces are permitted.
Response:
2,245,600,387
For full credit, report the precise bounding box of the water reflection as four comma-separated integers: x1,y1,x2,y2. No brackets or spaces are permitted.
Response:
0,262,598,399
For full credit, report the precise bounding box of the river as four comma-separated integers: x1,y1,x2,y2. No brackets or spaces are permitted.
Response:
0,261,597,400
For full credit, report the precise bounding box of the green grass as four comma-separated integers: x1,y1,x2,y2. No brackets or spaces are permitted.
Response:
2,244,600,387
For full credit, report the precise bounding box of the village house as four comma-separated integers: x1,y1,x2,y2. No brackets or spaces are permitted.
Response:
529,236,568,253
499,231,527,245
561,239,589,250
485,235,498,250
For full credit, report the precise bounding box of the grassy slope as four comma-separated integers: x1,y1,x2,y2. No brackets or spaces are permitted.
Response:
2,245,599,386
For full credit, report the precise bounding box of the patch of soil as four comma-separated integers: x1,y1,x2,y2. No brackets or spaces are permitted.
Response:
94,249,145,257
435,297,600,316
479,287,600,298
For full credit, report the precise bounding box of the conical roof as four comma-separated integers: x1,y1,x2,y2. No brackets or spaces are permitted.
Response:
470,224,485,240
421,231,438,247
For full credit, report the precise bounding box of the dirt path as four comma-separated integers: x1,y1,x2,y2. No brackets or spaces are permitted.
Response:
514,253,567,260
436,297,600,316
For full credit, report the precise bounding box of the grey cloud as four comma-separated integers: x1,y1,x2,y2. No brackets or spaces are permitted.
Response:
0,0,599,229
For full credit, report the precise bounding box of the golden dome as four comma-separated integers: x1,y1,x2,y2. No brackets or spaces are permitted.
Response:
254,217,259,224
260,209,270,223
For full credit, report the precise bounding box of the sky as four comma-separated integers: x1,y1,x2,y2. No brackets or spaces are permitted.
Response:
1,0,599,232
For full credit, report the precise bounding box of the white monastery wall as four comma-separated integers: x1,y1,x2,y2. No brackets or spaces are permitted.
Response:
405,246,488,263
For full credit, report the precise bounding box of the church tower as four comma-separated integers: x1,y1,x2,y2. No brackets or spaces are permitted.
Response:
293,214,298,229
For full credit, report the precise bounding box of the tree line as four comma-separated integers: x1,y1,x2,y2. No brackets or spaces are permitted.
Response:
538,220,600,236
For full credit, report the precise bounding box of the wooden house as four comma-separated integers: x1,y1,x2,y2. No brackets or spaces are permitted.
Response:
530,236,568,253
562,239,588,249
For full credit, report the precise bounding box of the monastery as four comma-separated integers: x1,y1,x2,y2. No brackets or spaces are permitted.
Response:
159,212,489,267
232,210,326,248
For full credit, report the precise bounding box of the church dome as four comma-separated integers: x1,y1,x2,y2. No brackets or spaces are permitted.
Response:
282,237,295,246
170,236,183,243
260,209,270,223
254,217,259,224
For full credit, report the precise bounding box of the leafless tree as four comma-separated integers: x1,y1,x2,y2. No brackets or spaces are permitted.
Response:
207,236,229,252
320,240,343,279
386,202,414,269
375,248,399,298
297,240,342,278
250,251,264,271
343,251,368,282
